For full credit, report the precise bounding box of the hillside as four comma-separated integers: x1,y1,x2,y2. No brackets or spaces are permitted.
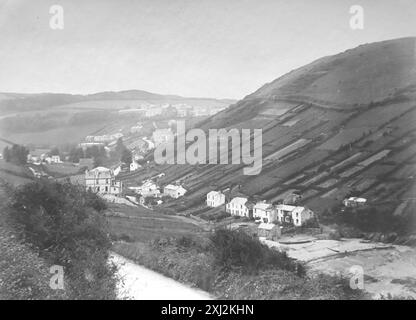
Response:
250,37,416,107
0,90,234,147
133,37,416,235
0,89,234,116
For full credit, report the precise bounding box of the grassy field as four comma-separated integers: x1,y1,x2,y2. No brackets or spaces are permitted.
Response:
106,203,206,242
4,123,105,147
42,163,82,178
0,160,32,186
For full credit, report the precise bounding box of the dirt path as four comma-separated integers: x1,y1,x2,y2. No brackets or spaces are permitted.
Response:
111,252,213,300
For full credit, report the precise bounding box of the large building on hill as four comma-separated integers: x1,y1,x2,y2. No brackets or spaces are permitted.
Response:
85,167,123,195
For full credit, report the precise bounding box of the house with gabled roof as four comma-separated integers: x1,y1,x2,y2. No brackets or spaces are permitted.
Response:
226,197,253,218
253,201,278,223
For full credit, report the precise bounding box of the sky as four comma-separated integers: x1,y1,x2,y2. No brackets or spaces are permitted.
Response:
0,0,415,99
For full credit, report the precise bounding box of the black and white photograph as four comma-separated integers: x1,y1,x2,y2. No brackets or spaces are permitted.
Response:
0,0,415,305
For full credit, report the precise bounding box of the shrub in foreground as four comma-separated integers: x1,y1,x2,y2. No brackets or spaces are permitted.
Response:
7,180,119,299
209,229,299,274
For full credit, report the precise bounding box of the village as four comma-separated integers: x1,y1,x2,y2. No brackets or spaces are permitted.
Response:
20,140,372,246
17,109,375,247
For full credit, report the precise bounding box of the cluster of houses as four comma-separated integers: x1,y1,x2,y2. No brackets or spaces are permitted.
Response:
117,103,226,119
85,132,124,143
27,149,62,165
206,190,315,237
128,178,187,206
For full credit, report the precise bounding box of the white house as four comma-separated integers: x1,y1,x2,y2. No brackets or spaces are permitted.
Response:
276,205,314,227
85,167,123,195
130,161,141,172
135,180,160,197
226,197,253,218
253,201,278,223
343,197,367,207
28,149,50,164
51,155,62,163
206,191,226,207
164,184,187,198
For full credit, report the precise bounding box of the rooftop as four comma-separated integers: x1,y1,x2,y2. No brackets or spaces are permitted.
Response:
254,201,272,210
258,223,278,230
229,197,248,205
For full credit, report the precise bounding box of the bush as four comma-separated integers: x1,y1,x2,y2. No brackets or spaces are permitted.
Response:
210,229,297,274
7,180,119,299
0,228,67,300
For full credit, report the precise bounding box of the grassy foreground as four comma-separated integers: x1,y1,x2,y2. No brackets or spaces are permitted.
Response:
112,230,368,300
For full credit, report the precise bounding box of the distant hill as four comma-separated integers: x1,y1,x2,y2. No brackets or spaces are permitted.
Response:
0,90,235,115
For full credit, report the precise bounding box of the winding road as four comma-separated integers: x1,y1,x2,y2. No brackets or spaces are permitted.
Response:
110,253,213,300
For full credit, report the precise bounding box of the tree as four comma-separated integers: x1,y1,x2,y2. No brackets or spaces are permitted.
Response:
3,146,10,162
93,156,104,168
68,147,84,163
121,148,132,165
8,180,118,299
50,147,60,156
3,144,28,165
115,138,125,155
210,229,297,275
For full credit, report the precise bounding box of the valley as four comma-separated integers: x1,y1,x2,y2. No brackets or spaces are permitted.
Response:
1,37,416,300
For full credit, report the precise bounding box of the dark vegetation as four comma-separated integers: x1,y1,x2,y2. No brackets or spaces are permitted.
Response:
115,138,132,165
1,180,119,299
210,229,304,276
321,201,416,243
3,144,29,165
338,205,416,234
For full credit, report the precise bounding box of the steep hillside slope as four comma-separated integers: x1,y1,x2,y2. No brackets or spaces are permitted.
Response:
199,37,416,130
134,38,416,233
250,37,416,107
